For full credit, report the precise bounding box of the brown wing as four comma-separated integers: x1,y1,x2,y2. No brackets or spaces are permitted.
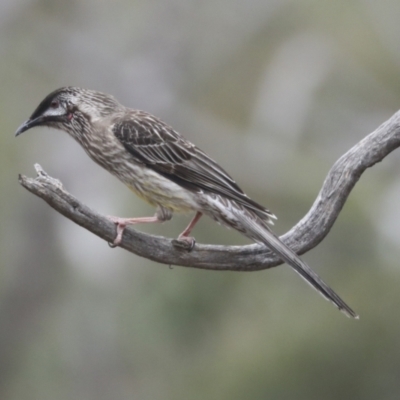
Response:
113,111,275,220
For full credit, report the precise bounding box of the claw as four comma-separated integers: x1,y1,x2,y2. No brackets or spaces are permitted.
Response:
172,236,196,251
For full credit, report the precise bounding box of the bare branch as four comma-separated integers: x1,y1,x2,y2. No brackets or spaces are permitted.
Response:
18,111,400,271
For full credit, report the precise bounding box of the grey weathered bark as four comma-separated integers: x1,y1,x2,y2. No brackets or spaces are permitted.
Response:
18,110,400,271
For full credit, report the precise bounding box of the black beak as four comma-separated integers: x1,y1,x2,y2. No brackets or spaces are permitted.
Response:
15,113,67,137
15,116,47,137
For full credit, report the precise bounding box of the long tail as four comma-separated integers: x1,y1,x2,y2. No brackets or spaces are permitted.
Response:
236,210,358,318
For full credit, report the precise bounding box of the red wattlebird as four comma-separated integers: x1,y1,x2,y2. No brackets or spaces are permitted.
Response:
16,87,358,318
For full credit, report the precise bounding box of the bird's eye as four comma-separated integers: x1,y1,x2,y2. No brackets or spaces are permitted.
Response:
50,100,59,109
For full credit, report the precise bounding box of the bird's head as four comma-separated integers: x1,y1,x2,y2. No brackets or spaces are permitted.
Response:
15,87,123,139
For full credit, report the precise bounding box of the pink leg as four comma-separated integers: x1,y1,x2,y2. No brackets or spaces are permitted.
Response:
108,215,161,247
175,212,203,249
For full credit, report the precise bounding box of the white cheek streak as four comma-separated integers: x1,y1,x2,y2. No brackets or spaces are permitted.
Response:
42,107,64,117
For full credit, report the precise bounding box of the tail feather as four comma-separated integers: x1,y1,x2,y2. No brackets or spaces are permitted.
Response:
236,211,358,319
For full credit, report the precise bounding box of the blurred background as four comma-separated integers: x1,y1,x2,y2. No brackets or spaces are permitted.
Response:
2,0,400,399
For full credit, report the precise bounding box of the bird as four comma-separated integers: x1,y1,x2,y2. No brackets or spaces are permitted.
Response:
15,87,358,318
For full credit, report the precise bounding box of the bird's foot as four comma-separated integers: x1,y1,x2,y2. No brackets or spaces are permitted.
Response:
107,215,161,247
107,216,128,247
172,236,196,251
